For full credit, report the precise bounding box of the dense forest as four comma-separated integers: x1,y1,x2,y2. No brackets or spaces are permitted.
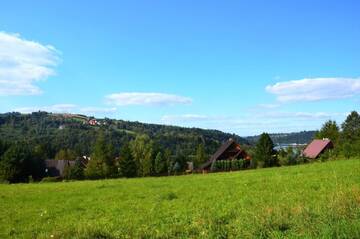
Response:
0,112,246,159
245,131,317,145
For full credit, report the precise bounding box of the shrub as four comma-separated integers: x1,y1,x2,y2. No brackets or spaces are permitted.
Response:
63,160,84,180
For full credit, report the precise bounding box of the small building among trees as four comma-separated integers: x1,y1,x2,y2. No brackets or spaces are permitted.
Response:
302,139,333,159
45,158,88,178
45,160,75,177
199,138,250,172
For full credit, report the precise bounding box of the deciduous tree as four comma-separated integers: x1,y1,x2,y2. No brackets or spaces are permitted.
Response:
194,143,206,168
130,135,153,177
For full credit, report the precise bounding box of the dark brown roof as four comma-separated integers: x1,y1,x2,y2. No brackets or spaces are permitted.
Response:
303,139,333,159
199,138,250,171
199,139,234,170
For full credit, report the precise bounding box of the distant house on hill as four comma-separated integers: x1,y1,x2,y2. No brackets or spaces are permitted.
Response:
88,119,98,126
199,138,250,172
302,139,333,159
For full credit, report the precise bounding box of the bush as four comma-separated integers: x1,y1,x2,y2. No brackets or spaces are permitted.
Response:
63,160,84,180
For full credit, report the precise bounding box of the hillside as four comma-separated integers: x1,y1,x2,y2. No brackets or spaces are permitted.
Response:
0,159,359,238
246,130,317,145
0,112,247,158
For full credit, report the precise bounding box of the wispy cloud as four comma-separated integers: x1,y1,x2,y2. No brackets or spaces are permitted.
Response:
266,77,360,102
13,104,117,115
0,31,60,96
105,92,192,106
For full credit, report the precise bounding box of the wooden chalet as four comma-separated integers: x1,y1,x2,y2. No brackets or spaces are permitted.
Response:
45,157,88,177
200,138,250,171
45,160,74,177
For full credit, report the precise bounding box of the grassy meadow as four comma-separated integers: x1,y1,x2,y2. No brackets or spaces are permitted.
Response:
1,159,360,239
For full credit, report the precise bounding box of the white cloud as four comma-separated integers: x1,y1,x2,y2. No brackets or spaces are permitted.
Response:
0,31,60,96
266,77,360,102
105,92,192,106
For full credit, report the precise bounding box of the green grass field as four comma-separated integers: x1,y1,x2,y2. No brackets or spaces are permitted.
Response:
1,159,359,239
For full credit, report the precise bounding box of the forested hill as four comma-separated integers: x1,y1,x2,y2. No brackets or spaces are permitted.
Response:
0,112,247,158
245,131,317,145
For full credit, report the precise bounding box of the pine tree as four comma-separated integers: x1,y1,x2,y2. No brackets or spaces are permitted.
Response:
340,111,360,157
254,133,278,168
119,144,137,178
342,111,360,140
85,132,117,179
316,120,340,145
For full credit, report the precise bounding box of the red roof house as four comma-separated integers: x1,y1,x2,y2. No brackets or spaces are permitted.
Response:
303,139,333,159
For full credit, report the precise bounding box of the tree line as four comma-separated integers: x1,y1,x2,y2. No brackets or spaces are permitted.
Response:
1,110,359,183
0,131,208,182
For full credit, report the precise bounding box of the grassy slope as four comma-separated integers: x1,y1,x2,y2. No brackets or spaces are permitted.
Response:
1,159,359,239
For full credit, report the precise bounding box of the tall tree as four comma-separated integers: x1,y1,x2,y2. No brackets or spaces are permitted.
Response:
85,132,117,179
341,111,360,140
154,151,167,175
130,135,153,177
341,111,360,157
254,133,277,168
316,120,340,145
194,143,207,168
119,144,137,178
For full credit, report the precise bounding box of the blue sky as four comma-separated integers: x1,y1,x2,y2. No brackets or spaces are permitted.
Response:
0,0,359,136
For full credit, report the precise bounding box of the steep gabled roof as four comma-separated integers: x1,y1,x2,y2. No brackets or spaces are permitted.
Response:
200,139,234,169
303,139,333,159
199,138,250,170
